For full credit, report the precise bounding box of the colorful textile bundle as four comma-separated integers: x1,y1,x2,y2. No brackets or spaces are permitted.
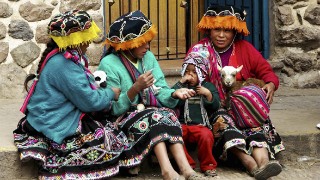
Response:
230,85,270,129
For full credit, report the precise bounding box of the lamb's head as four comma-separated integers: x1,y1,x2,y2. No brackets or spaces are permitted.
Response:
218,65,243,88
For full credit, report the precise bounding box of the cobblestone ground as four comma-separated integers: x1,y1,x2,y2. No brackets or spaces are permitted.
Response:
112,162,320,180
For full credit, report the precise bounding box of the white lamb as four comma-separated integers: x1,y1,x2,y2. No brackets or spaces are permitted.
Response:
218,65,265,92
218,65,265,109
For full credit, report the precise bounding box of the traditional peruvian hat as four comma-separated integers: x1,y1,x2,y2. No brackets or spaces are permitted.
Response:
105,10,157,51
48,10,101,50
181,44,210,85
197,5,249,36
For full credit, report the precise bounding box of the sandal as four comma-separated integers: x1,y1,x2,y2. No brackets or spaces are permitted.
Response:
204,169,217,177
254,160,282,180
247,167,259,177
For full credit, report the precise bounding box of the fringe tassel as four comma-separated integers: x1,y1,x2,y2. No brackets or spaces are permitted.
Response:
197,16,249,36
105,25,157,51
51,21,101,50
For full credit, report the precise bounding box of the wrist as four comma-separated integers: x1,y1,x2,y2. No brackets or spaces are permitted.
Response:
206,94,213,101
132,84,140,93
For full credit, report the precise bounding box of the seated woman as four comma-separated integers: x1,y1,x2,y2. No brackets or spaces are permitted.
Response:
189,4,286,180
98,10,204,180
13,10,125,179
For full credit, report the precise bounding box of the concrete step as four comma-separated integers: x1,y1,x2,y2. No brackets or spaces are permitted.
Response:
1,85,320,179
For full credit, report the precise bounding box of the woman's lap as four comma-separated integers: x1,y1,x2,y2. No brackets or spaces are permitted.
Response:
211,109,285,162
13,114,125,179
118,107,183,167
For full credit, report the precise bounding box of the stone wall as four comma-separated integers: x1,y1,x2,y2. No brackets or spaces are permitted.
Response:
0,0,104,98
271,0,320,88
0,0,319,99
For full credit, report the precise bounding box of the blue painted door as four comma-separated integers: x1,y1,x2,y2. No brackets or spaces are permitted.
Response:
204,0,269,58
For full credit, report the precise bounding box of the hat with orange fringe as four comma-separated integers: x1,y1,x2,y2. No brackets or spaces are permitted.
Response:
105,10,157,51
197,5,249,36
48,10,101,50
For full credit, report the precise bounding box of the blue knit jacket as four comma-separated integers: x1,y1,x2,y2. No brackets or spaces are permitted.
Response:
26,53,115,144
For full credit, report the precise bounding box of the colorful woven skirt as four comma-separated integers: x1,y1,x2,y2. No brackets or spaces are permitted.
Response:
117,107,183,167
13,114,126,179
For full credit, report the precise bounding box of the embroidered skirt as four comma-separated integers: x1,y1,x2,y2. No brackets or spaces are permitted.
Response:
13,114,126,180
211,109,285,165
117,107,183,167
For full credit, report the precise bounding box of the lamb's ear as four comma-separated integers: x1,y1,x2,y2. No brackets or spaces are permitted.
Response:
217,64,222,72
236,65,243,72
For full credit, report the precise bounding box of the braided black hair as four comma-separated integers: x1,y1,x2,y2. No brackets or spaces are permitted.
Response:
100,46,115,61
24,39,58,91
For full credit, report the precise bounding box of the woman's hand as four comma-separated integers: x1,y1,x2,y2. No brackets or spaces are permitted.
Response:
133,70,154,92
111,87,121,101
172,88,196,100
196,85,212,101
262,82,276,104
127,71,154,101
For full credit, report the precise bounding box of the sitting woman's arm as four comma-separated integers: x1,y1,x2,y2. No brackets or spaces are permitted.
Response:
51,55,115,112
98,57,134,116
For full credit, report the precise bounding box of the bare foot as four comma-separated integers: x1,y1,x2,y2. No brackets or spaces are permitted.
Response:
181,169,198,179
162,170,182,180
184,171,207,180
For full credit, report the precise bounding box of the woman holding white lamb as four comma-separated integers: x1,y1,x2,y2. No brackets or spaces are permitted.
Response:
187,4,285,180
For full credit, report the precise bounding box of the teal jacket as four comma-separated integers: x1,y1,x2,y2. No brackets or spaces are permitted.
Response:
26,53,115,144
98,51,178,116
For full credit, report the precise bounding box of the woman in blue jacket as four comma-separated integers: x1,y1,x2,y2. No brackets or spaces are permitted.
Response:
13,10,125,179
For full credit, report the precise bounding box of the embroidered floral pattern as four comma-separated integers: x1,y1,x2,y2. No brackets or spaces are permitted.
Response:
13,117,124,179
134,118,149,132
151,112,163,121
118,107,183,167
86,149,100,160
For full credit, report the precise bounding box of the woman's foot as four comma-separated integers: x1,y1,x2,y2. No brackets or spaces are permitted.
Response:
162,170,183,180
181,169,207,180
185,172,207,180
253,160,282,180
247,166,259,177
